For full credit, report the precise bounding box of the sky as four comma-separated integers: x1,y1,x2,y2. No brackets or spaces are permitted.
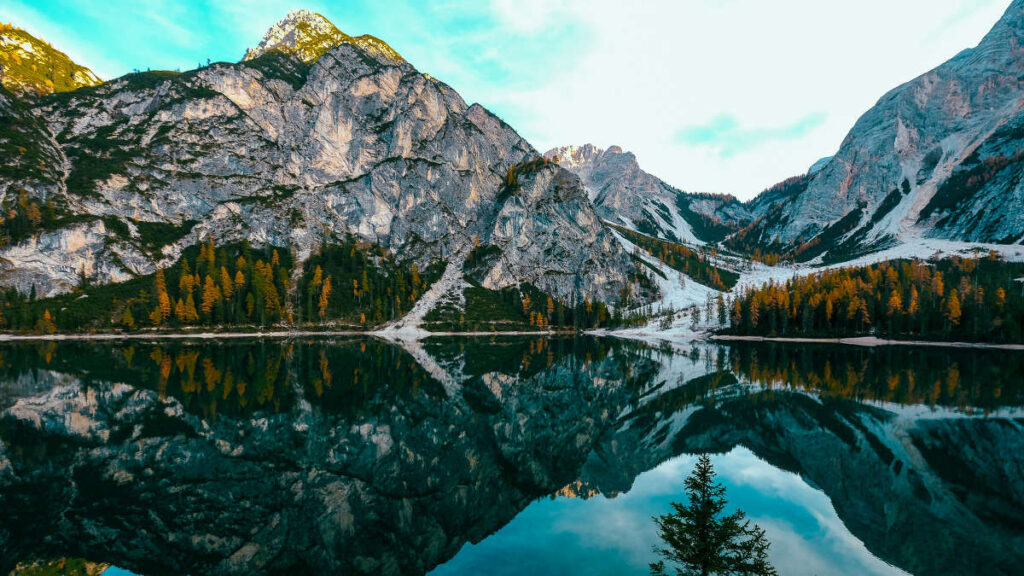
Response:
0,0,1014,200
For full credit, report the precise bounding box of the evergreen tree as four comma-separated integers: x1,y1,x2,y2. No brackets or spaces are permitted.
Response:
121,306,134,329
650,454,776,576
150,268,171,325
201,275,220,320
35,309,57,334
184,293,200,323
319,275,333,319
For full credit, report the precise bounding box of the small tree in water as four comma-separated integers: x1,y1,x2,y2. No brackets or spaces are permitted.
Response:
651,454,776,576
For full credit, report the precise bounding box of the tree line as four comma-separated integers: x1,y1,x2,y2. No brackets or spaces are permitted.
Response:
0,235,643,333
296,238,441,326
722,255,1024,343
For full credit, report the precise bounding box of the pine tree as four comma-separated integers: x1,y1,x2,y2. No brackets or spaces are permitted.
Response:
411,263,421,288
650,454,777,576
319,275,332,318
36,309,57,334
201,275,220,318
945,289,962,327
887,289,903,315
174,298,187,323
184,293,199,323
179,259,194,295
150,268,172,326
220,266,233,301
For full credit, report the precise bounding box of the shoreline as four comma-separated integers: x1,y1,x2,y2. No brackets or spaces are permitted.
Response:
709,334,1024,351
0,329,575,342
0,329,1021,351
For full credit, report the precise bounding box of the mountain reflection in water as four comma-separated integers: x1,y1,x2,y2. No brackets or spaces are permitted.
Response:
0,338,1021,576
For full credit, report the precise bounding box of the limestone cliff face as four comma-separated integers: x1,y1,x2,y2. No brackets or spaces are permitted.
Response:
741,0,1024,256
0,14,636,304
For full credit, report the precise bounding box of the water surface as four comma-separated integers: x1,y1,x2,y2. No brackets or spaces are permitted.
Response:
0,337,1021,575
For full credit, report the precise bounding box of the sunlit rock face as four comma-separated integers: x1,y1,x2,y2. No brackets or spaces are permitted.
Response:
0,25,102,96
0,338,649,576
742,0,1024,255
0,13,636,304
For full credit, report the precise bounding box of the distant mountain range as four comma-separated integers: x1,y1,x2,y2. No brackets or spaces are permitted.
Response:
730,0,1024,261
1,2,1023,306
551,0,1024,262
572,0,1024,264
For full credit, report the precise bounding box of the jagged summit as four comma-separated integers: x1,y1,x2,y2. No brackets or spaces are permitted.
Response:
0,23,101,95
546,143,603,171
243,9,404,65
546,144,752,244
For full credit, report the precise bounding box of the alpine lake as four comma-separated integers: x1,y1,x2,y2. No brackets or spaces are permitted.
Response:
0,336,1021,576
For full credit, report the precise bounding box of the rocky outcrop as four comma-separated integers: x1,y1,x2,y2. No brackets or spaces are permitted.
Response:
0,14,636,304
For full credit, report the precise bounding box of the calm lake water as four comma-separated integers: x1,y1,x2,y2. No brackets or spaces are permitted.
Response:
0,337,1021,576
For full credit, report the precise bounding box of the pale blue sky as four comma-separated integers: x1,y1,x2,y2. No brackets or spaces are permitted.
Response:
0,0,1013,198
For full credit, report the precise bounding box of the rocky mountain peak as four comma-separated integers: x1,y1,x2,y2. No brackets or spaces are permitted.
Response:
546,143,753,244
243,9,403,65
0,23,102,95
544,144,603,171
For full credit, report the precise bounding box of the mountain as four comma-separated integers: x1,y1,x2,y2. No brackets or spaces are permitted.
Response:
737,0,1024,261
0,13,636,305
545,144,751,244
0,24,101,96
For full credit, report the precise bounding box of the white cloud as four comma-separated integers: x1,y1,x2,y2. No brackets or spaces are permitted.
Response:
1,0,1011,201
472,0,1012,199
